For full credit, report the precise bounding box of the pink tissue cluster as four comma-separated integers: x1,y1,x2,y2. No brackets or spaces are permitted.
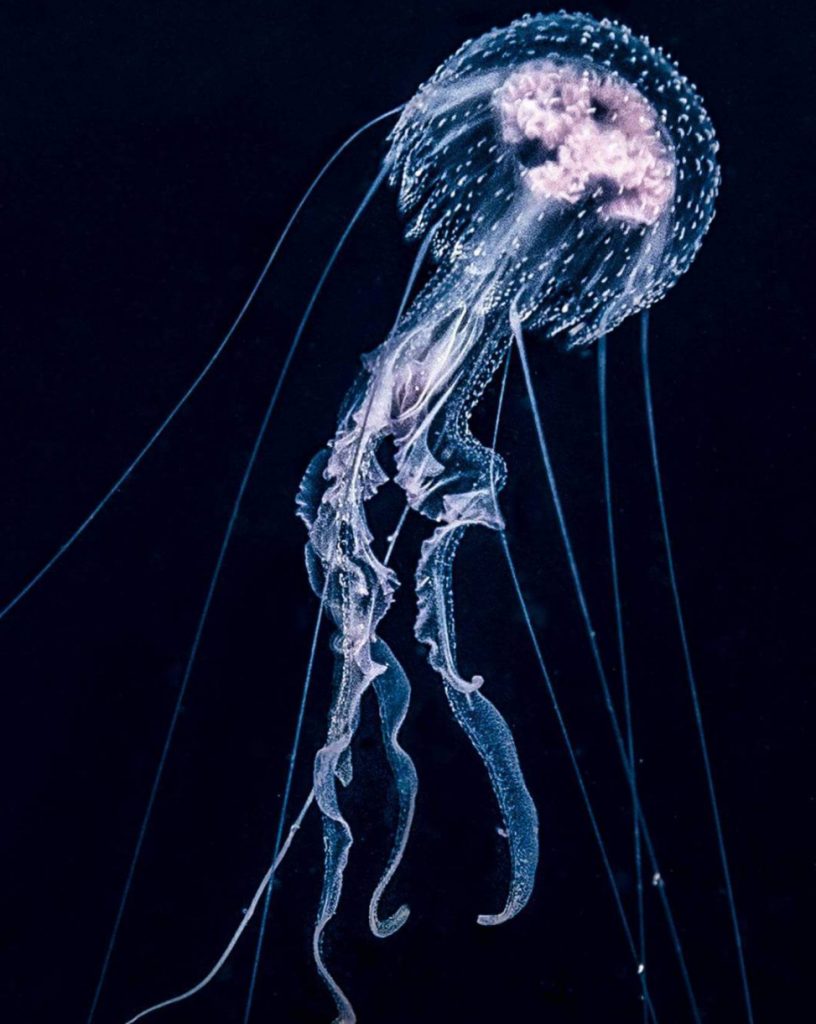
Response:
495,61,674,225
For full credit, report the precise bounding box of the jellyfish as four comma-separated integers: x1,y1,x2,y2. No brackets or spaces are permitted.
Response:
289,13,728,1022
3,10,755,1024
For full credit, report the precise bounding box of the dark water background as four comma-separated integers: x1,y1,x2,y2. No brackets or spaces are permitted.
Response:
1,2,813,1021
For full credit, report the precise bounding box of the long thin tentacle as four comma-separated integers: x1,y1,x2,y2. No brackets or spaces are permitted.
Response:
640,311,754,1024
501,535,660,1021
89,164,389,1024
598,334,649,1020
511,309,702,1024
490,347,657,1020
122,792,314,1024
241,568,330,1024
2,106,403,628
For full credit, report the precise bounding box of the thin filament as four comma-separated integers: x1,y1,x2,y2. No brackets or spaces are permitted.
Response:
511,310,702,1024
489,347,657,1021
122,791,315,1024
640,311,754,1024
87,163,389,1024
241,574,330,1024
598,334,648,1018
1,105,403,628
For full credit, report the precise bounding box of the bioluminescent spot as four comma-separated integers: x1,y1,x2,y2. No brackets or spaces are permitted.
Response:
3,11,755,1024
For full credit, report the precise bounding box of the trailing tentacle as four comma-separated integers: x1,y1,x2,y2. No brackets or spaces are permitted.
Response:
445,680,539,924
400,329,540,924
312,734,357,1024
300,367,399,1019
369,638,419,938
299,344,418,1016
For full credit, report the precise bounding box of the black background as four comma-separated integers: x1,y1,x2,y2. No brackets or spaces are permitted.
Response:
1,2,814,1022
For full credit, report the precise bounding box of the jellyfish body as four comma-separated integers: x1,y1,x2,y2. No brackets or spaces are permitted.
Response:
297,11,719,1020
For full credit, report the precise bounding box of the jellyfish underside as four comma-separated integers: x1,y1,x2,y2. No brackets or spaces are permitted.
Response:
293,13,719,1022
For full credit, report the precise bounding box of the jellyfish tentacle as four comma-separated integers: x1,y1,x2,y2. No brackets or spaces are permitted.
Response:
298,234,463,1017
415,511,498,694
396,310,508,696
303,367,411,1017
641,313,754,1023
310,632,384,1020
513,309,703,1021
369,638,419,938
121,794,315,1024
415,518,539,926
3,109,405,634
311,727,360,1024
309,539,418,1010
309,521,394,1022
446,682,539,925
398,331,539,925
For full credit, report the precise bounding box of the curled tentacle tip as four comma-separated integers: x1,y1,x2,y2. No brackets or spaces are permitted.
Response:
370,903,410,939
476,910,512,927
447,672,485,694
477,893,530,927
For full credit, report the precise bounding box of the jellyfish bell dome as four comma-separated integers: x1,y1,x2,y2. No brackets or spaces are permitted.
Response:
387,11,720,346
